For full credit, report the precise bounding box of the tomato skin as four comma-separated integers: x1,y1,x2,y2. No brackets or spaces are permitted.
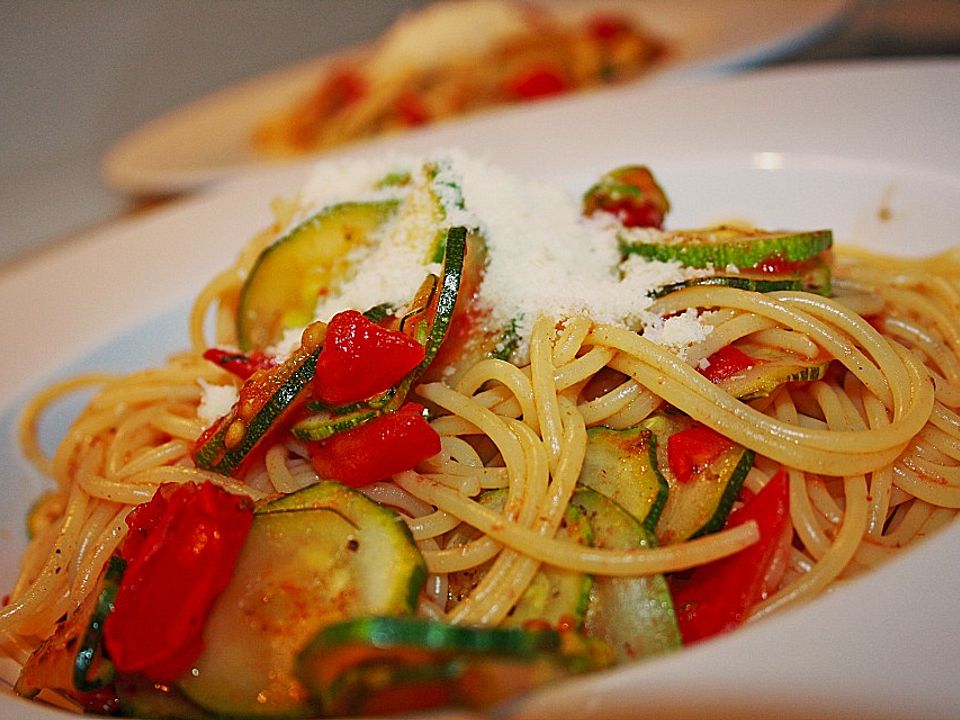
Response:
699,345,756,384
582,165,670,229
505,65,570,99
104,482,253,682
308,403,441,488
394,91,430,126
669,471,791,643
666,425,733,484
202,348,276,380
314,310,426,406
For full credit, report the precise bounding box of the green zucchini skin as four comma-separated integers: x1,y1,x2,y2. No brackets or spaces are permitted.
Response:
620,226,833,269
713,343,832,401
652,274,803,297
445,489,593,630
296,617,608,715
194,347,320,475
116,676,213,719
237,200,400,352
642,411,754,545
570,488,681,662
577,425,669,532
291,225,470,443
176,481,425,718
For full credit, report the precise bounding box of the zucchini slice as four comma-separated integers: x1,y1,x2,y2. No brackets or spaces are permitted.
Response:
194,341,321,475
620,225,832,269
291,226,471,443
296,617,609,715
642,411,754,545
237,200,399,351
652,274,804,297
569,488,681,662
15,557,124,704
116,676,212,719
713,343,832,401
177,481,426,718
445,489,593,629
577,425,669,532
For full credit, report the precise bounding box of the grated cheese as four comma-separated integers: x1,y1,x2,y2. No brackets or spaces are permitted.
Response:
273,150,716,359
197,379,239,426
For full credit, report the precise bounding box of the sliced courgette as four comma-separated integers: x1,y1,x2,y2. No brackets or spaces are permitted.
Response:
193,340,321,475
582,165,670,229
445,489,593,629
620,225,832,269
177,481,426,718
569,488,681,662
713,342,832,401
237,200,399,351
116,675,213,719
15,556,124,704
291,225,471,443
296,617,609,716
652,274,804,297
577,425,669,532
641,411,753,545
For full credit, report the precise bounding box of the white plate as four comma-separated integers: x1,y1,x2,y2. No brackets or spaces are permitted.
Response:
100,0,853,195
4,59,960,719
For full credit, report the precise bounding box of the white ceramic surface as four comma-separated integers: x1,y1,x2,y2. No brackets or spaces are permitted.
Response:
100,0,854,195
3,59,960,719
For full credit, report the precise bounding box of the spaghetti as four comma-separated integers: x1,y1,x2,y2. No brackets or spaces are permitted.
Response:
3,153,959,716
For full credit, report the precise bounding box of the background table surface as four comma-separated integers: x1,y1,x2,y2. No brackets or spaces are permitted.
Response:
2,0,959,267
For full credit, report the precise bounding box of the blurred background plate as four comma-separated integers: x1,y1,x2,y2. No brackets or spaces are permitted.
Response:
99,0,853,196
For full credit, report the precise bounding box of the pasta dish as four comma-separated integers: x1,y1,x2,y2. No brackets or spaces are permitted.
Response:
3,150,959,717
252,1,667,157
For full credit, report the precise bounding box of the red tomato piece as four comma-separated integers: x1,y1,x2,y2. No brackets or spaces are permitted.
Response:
394,91,430,126
202,348,276,380
670,470,791,643
104,482,254,682
667,425,733,484
699,345,756,384
314,310,425,406
505,66,570,100
582,166,670,229
308,403,440,488
587,13,631,42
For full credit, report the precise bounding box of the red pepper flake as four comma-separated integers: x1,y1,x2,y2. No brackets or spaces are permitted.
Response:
699,345,756,384
667,425,733,484
308,402,440,488
314,310,425,406
104,482,253,682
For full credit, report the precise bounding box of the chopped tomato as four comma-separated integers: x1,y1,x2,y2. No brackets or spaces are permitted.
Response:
314,310,426,406
582,165,670,229
308,402,440,487
202,348,276,380
747,249,831,275
667,425,733,484
699,345,756,384
104,482,253,682
587,14,631,42
505,65,570,99
670,471,791,643
394,91,430,126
